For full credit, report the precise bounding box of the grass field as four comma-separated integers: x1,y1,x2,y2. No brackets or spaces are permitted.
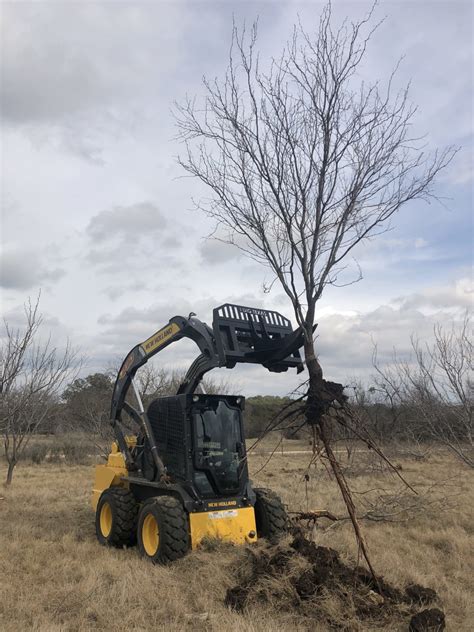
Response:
1,441,472,631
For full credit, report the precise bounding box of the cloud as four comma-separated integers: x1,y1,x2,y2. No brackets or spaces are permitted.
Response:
25,112,125,166
312,309,450,388
98,293,262,329
392,277,473,312
162,236,182,249
0,248,65,290
0,3,188,125
87,202,166,243
356,236,441,270
414,238,428,249
103,281,148,301
84,202,186,274
199,238,242,264
0,2,200,164
313,278,471,384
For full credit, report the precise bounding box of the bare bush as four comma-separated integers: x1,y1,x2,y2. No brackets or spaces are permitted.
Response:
373,315,473,467
0,296,80,484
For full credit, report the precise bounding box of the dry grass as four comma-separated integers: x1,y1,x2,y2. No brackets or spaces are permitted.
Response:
0,443,472,631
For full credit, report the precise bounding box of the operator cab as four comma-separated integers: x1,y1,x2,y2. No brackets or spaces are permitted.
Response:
143,394,249,500
192,395,245,497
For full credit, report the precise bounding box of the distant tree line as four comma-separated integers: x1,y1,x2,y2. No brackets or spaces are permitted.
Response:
56,373,300,440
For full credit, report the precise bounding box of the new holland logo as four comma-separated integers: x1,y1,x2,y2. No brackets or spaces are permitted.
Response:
208,500,237,508
141,323,180,354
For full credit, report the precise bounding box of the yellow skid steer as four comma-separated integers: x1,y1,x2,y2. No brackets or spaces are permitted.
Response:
91,304,304,563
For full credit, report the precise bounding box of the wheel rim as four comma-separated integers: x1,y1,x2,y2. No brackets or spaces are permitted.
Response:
142,513,160,556
100,502,113,537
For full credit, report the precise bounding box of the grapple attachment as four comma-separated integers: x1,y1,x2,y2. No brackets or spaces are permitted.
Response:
212,303,304,373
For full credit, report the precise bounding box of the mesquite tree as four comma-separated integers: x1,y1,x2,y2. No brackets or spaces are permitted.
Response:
0,297,79,485
175,4,454,571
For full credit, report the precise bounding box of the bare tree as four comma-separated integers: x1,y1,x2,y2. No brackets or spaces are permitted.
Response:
0,296,79,485
175,2,455,574
350,376,409,445
373,314,473,467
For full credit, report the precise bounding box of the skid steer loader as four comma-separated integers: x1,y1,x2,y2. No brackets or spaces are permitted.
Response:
91,303,305,563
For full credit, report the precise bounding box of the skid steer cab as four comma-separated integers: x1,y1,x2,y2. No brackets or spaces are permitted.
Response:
91,304,305,563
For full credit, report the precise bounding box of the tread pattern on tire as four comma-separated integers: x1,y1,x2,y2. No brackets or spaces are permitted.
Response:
97,487,138,547
139,495,189,564
254,487,288,542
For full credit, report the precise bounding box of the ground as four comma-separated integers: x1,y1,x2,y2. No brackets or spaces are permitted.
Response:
0,440,472,631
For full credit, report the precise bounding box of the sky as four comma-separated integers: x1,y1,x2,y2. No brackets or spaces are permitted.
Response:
1,0,472,397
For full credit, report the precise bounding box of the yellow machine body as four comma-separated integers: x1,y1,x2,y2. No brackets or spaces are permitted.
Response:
92,304,297,558
92,442,258,548
189,507,257,548
91,440,134,511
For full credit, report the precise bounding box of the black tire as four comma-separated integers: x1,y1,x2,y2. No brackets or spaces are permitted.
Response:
95,487,138,547
137,495,190,564
254,488,288,543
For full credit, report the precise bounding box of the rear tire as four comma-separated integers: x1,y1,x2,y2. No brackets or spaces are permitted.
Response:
254,488,288,543
96,487,138,547
137,495,190,564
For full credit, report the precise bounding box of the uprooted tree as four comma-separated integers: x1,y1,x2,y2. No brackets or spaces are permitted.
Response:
175,3,455,573
0,296,79,485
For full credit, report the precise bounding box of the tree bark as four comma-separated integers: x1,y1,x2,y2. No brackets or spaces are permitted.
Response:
303,336,379,582
5,460,15,486
304,336,346,426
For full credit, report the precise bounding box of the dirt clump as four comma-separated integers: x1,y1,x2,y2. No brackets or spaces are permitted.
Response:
405,584,439,605
409,608,446,631
225,532,444,630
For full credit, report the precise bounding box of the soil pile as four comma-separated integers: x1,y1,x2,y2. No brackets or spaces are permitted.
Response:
225,533,444,630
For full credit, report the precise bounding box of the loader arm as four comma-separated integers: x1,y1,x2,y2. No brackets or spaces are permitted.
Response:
109,304,305,470
109,314,217,468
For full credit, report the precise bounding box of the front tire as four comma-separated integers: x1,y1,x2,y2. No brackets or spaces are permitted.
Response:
254,488,288,543
96,487,138,547
137,495,190,564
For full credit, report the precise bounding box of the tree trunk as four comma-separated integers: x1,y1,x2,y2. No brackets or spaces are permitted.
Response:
304,338,323,381
303,336,379,583
304,335,323,384
304,337,331,426
5,460,16,486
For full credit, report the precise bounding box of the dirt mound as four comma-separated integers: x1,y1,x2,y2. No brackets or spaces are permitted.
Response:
409,608,446,631
225,533,444,630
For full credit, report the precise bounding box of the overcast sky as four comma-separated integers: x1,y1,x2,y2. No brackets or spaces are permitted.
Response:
1,0,472,396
